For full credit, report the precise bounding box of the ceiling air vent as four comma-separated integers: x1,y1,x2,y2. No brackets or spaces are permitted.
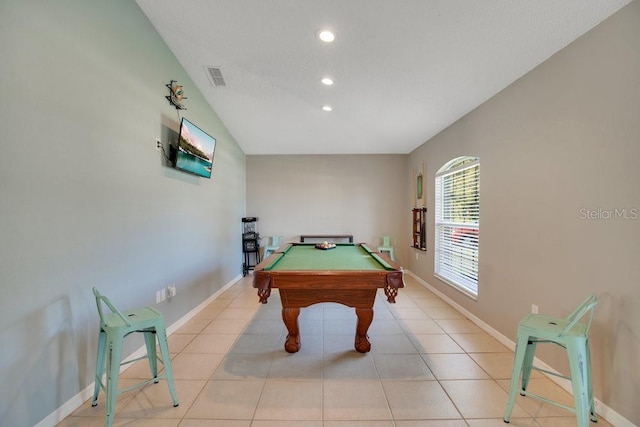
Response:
205,66,226,87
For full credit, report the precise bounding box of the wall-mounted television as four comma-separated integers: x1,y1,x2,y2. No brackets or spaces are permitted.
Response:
173,117,216,178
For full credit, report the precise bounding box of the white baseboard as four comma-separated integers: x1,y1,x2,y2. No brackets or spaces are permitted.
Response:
406,270,634,427
35,383,96,427
35,275,242,427
165,275,241,336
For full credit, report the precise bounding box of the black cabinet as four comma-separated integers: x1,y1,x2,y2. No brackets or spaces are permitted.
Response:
242,217,260,276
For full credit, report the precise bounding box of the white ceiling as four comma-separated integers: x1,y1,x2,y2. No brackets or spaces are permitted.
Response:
136,0,630,155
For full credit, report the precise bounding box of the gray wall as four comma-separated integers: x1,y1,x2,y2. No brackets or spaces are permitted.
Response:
247,154,408,259
0,1,246,426
407,2,640,424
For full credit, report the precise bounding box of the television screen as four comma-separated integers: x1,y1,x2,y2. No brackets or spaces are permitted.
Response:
174,117,216,178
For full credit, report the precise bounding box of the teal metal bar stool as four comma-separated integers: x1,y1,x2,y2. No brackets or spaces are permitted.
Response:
377,236,395,261
92,287,178,427
504,293,598,426
263,235,282,258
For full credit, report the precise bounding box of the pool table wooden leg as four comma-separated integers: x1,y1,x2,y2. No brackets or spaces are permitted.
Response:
282,307,301,353
354,308,373,353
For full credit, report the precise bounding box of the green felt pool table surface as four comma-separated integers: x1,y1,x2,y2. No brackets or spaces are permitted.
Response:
261,243,393,271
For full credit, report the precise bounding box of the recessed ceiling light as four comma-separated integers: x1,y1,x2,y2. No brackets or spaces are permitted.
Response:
322,105,333,112
321,77,334,86
318,30,335,43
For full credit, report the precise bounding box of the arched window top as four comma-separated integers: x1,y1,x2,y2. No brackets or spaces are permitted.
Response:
437,156,479,175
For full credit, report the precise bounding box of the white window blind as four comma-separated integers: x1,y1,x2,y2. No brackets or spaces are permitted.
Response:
435,158,480,297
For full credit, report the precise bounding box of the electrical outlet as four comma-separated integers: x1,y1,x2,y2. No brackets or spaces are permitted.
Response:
156,288,167,303
531,304,539,314
156,138,161,151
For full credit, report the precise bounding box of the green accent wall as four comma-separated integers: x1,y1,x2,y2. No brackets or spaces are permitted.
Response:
0,1,246,425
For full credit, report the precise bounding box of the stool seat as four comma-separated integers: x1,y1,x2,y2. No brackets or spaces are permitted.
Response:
101,305,164,330
517,313,589,339
503,293,598,426
92,287,178,427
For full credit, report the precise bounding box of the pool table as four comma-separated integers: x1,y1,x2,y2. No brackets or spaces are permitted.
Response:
253,242,404,353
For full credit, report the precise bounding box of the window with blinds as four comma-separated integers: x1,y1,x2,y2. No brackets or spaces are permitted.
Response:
435,157,480,298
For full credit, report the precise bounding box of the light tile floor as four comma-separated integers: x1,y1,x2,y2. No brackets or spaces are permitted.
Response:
58,274,607,426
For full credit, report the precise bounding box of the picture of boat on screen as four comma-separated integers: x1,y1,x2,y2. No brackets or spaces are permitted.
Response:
174,117,216,178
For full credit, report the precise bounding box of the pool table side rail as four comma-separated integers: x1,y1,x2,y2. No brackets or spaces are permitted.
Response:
299,234,354,243
253,242,404,304
258,242,395,271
